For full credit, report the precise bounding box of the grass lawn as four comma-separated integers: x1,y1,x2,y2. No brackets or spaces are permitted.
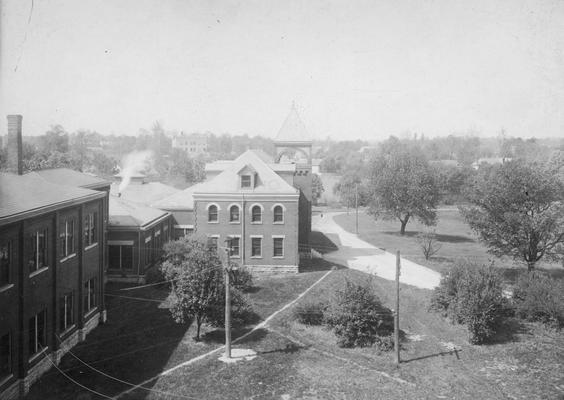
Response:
123,268,564,400
332,208,563,280
25,271,328,400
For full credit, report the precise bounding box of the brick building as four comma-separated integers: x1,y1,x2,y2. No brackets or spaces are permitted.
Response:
172,132,208,156
0,116,109,400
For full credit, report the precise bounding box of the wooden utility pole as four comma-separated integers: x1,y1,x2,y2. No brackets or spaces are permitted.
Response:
224,244,232,359
355,183,359,234
394,250,401,366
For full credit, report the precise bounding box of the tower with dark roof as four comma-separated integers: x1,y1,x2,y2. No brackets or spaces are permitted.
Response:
274,105,312,259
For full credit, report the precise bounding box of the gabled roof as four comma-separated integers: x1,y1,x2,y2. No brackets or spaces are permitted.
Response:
0,173,104,224
32,168,110,189
109,196,170,228
275,105,312,144
151,182,206,211
194,150,298,195
109,182,180,207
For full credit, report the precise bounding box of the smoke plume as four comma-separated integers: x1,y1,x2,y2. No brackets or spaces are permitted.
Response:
118,150,153,193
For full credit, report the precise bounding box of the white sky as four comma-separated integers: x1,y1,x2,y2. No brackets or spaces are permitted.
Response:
1,0,563,140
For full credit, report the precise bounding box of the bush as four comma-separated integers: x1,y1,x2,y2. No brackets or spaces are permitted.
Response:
230,265,254,292
145,265,165,285
512,272,564,328
417,231,442,260
324,280,394,348
430,262,505,344
293,302,327,325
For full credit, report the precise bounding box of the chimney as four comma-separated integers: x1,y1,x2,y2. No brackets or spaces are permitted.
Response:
7,115,23,175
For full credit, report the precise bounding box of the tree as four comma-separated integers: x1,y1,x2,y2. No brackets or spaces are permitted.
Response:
368,141,439,235
417,231,442,260
461,160,564,271
333,173,370,209
160,236,252,340
311,173,324,205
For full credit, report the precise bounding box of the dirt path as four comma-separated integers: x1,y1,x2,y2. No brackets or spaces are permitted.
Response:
313,212,441,290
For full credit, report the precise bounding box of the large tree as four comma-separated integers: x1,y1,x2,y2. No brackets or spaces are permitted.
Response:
461,160,564,271
368,140,439,235
311,173,324,205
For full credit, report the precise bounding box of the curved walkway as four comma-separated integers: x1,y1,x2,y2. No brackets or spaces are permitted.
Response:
313,212,441,290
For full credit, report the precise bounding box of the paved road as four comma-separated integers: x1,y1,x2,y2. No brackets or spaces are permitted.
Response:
313,212,441,290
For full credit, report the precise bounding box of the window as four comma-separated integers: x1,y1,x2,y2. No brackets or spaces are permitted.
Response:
229,205,240,222
28,229,47,273
251,206,262,223
109,245,133,270
0,332,11,379
273,205,284,223
228,237,240,257
241,175,251,188
29,309,47,356
0,241,11,286
83,278,97,314
273,237,284,257
251,237,262,257
208,205,218,222
84,212,98,247
163,224,169,242
145,236,152,266
208,236,219,252
59,292,74,332
60,219,75,258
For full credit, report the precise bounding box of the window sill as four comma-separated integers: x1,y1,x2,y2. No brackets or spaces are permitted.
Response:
250,256,263,259
250,222,263,225
273,256,285,259
207,221,219,224
60,253,76,263
29,266,49,278
60,324,77,338
273,221,285,225
84,307,99,320
85,243,98,251
0,373,14,388
229,221,241,224
230,255,241,259
0,283,14,294
29,346,49,363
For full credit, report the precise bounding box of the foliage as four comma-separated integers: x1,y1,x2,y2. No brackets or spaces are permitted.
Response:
368,139,439,234
230,265,254,292
433,164,475,204
512,272,564,328
145,265,165,285
430,262,505,344
333,173,371,208
417,231,442,260
460,160,564,270
311,173,324,205
324,280,394,348
293,301,327,325
161,236,253,340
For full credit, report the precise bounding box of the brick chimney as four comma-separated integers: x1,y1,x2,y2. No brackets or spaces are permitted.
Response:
7,115,23,175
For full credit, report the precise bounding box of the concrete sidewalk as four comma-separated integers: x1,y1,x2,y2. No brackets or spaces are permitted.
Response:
313,212,441,290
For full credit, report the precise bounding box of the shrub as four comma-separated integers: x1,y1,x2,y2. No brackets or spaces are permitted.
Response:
417,231,442,260
430,262,505,344
324,280,394,348
230,265,254,292
293,301,327,325
512,272,564,328
145,265,165,285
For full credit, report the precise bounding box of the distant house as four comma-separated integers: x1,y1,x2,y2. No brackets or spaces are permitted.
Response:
0,116,109,400
472,157,511,169
172,132,208,156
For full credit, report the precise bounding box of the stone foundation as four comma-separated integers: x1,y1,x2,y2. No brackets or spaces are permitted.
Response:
0,377,19,400
246,265,299,274
106,274,146,284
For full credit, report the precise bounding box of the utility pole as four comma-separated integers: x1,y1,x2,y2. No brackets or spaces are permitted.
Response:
394,250,401,366
355,183,359,234
224,242,232,359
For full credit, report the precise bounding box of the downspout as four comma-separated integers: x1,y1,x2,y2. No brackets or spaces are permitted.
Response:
241,193,245,267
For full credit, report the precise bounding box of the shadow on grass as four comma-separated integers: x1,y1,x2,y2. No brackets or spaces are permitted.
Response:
382,231,475,244
310,230,340,254
401,348,462,364
200,315,265,344
301,258,346,273
485,317,528,344
257,341,309,355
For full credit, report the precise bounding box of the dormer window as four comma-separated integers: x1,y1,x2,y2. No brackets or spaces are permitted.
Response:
241,175,252,188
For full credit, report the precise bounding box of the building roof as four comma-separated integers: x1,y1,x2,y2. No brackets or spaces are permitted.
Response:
194,150,298,195
110,181,180,207
0,172,104,224
151,182,206,211
109,196,170,228
32,168,110,189
275,105,312,144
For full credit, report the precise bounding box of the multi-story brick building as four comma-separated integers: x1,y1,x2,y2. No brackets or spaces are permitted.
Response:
172,132,208,156
0,115,109,400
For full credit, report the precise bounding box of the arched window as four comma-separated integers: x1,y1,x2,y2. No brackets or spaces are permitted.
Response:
208,204,218,222
251,205,262,223
273,205,284,223
229,205,240,222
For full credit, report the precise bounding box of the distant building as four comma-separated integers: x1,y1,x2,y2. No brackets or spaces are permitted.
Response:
472,157,511,169
156,106,313,272
0,116,109,400
172,132,208,156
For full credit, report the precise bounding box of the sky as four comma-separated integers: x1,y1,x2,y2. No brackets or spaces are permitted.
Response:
1,0,563,140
